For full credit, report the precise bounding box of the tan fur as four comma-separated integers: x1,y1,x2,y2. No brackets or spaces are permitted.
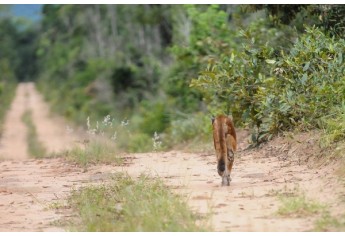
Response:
212,115,237,186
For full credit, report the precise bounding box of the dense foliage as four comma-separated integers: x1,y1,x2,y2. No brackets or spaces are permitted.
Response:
2,4,345,149
192,27,345,144
0,7,20,132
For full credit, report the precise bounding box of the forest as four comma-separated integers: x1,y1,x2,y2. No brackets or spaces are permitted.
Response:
1,4,345,151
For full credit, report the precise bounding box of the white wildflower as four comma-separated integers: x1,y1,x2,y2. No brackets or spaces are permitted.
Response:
87,128,97,135
152,131,162,151
121,119,129,126
111,131,117,141
87,116,91,130
102,115,112,127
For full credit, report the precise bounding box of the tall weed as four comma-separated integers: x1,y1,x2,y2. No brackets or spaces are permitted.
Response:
67,139,122,167
66,115,166,166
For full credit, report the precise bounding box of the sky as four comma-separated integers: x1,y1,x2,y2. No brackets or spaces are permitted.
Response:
10,4,43,21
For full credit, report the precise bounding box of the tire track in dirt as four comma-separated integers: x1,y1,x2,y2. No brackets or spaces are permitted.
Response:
0,82,80,160
0,82,88,231
0,84,29,160
25,82,80,155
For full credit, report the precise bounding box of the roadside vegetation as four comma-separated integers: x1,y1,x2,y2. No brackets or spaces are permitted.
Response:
60,173,210,231
1,5,35,135
32,5,345,152
66,139,123,167
315,213,345,231
277,193,325,218
0,81,16,134
276,189,345,231
278,194,345,231
2,5,345,152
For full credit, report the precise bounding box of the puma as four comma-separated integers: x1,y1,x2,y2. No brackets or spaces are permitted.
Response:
211,115,237,186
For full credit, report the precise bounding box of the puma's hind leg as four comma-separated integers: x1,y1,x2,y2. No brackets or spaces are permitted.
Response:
221,171,230,186
221,152,234,186
224,134,235,185
220,152,234,186
218,158,230,186
226,150,234,183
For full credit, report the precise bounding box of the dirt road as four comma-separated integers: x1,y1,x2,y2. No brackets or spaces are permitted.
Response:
0,82,83,231
0,82,344,231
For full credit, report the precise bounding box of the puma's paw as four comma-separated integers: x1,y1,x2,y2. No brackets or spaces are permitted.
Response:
221,175,231,186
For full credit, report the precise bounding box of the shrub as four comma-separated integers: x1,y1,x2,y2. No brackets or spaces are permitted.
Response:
319,103,345,147
192,26,345,145
137,101,170,135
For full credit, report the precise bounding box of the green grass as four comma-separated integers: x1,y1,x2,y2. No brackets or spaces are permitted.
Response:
66,139,123,167
63,173,210,232
277,193,325,218
21,110,47,158
314,212,345,231
318,104,345,175
320,104,345,148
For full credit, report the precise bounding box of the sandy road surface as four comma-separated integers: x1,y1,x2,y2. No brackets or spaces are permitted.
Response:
0,84,29,160
0,82,83,231
124,148,344,231
0,82,344,231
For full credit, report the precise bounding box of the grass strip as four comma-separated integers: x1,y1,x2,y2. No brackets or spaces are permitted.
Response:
21,110,46,158
64,172,210,231
277,193,325,218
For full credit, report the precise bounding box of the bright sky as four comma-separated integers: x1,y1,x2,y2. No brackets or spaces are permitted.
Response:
10,4,43,21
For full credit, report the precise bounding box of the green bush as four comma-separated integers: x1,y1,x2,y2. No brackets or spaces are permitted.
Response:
137,101,170,135
125,133,153,153
268,27,345,130
319,103,345,147
164,5,235,113
192,27,345,144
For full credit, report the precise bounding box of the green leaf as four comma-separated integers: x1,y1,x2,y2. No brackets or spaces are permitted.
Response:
265,59,276,64
285,59,292,66
301,73,308,85
303,62,310,72
329,43,334,53
258,73,263,81
338,52,343,64
200,71,216,80
230,52,235,63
